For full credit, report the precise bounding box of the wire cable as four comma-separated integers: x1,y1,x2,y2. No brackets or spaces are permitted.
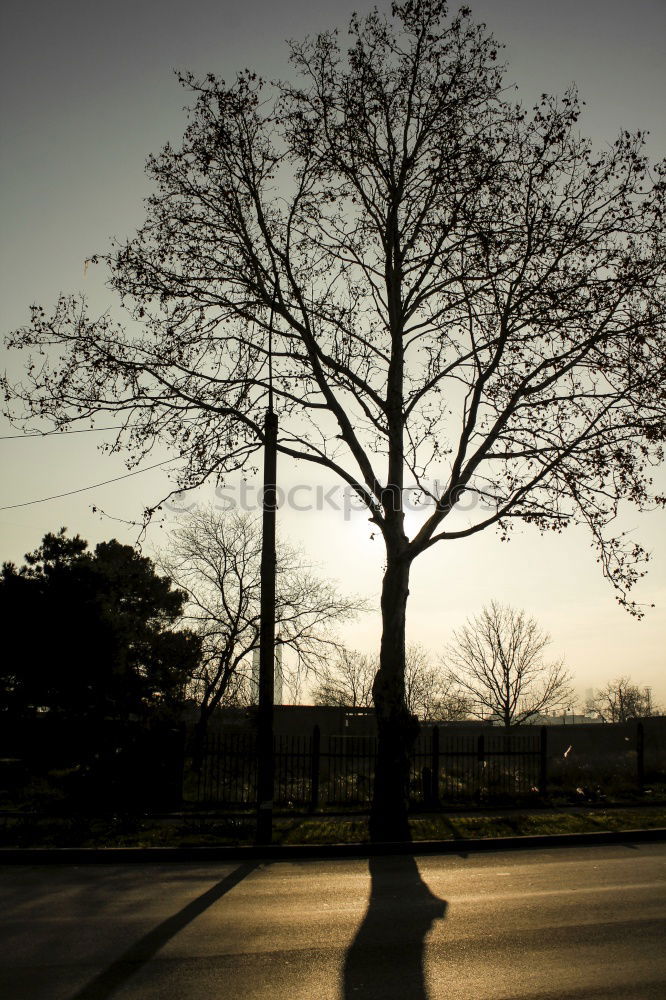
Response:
0,456,180,511
0,425,125,440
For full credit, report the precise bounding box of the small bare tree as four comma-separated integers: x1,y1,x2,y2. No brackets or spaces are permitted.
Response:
404,644,471,721
158,507,366,742
313,649,376,708
444,602,572,728
315,643,470,720
588,677,659,722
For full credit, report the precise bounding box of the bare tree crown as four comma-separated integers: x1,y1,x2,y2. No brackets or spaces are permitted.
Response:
158,507,365,721
588,676,660,723
4,0,665,616
444,601,573,727
316,642,471,720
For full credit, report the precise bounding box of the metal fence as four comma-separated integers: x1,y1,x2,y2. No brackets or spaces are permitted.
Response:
186,725,549,809
411,728,546,805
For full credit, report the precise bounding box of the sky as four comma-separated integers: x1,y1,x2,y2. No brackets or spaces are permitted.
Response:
1,0,664,705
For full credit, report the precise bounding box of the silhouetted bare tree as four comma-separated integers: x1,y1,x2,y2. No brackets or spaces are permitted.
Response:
587,676,660,722
315,643,471,720
404,644,471,722
158,507,365,740
5,1,665,836
313,649,376,708
443,602,573,728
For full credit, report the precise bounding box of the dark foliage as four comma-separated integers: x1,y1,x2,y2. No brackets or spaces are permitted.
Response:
0,529,201,724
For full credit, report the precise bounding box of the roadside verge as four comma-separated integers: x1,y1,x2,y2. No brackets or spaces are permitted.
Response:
1,826,665,864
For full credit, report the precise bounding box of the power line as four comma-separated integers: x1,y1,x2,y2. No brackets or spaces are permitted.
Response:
2,418,198,441
0,457,180,511
0,425,125,441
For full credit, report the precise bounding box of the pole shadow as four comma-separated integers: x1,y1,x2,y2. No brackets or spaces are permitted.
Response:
343,853,447,1000
69,862,258,1000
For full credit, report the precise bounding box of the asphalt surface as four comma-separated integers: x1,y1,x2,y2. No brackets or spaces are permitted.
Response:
2,843,665,999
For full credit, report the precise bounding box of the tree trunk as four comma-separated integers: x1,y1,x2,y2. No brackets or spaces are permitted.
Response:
192,659,234,771
370,549,419,842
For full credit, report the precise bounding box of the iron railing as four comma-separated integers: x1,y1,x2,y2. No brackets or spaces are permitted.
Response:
186,725,552,808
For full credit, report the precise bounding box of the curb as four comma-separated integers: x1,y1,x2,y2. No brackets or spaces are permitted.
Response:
1,827,664,864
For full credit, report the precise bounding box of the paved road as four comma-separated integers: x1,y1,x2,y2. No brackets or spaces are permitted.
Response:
2,843,665,999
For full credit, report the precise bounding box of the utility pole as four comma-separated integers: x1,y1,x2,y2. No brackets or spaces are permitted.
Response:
256,309,278,845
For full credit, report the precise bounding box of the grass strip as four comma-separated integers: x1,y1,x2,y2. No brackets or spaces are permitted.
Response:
2,807,666,848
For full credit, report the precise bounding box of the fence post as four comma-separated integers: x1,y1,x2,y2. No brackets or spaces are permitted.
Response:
310,725,321,812
476,733,485,798
431,726,440,806
539,726,548,797
170,725,186,810
422,766,432,807
477,733,485,761
636,721,644,794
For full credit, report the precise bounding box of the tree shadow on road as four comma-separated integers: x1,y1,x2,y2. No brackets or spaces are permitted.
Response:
343,853,447,1000
69,862,258,1000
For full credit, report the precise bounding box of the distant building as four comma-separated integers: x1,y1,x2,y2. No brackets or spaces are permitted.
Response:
530,710,602,726
250,642,283,705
